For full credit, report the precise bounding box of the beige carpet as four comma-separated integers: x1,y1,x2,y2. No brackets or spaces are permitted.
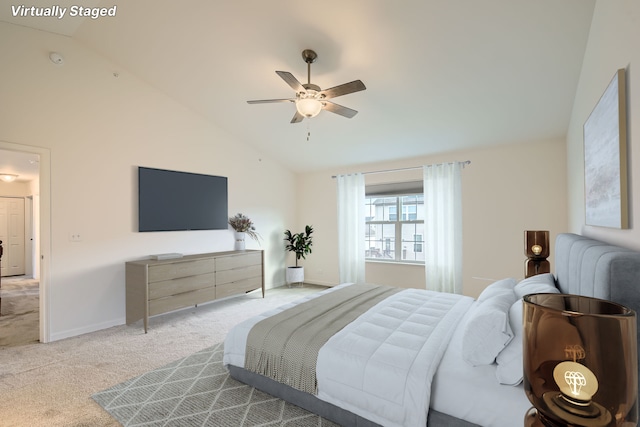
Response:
0,276,39,347
0,284,326,427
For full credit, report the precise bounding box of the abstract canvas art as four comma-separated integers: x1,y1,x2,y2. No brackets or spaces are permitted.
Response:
584,68,628,229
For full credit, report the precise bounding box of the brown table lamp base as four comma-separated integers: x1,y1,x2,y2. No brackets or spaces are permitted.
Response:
525,408,546,426
525,406,616,427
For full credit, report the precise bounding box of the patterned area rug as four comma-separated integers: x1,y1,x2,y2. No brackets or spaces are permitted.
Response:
92,342,339,427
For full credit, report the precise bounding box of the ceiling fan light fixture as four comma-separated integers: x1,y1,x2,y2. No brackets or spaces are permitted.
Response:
296,97,323,118
247,49,365,123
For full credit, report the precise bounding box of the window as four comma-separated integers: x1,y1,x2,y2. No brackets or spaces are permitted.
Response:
365,192,424,263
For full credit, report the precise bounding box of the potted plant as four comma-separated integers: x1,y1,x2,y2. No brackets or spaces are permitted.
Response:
228,213,261,250
284,225,313,285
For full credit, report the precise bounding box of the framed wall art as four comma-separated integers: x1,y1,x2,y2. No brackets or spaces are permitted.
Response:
583,68,628,229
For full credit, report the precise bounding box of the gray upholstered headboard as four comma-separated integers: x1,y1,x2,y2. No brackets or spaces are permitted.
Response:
555,233,640,308
554,233,640,396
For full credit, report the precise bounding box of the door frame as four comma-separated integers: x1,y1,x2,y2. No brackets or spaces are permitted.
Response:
25,195,34,278
0,141,51,343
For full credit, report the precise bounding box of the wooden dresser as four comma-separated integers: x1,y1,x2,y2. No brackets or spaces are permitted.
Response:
125,250,264,332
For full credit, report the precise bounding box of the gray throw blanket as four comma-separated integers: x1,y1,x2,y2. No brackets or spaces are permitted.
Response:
244,283,401,394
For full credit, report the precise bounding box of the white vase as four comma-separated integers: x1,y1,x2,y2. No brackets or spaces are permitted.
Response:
234,231,246,251
286,266,304,287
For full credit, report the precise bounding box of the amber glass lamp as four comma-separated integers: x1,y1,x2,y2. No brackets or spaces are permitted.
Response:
525,231,550,278
523,293,638,427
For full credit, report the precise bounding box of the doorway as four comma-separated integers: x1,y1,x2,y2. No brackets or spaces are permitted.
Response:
0,141,51,343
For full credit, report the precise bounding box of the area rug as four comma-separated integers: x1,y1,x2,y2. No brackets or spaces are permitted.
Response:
92,342,339,427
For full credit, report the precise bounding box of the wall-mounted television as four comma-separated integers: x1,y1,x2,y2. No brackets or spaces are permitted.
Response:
138,167,228,232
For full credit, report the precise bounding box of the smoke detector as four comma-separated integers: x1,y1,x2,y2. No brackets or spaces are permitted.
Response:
49,52,64,65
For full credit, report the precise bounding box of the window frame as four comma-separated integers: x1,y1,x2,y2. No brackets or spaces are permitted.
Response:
364,191,424,264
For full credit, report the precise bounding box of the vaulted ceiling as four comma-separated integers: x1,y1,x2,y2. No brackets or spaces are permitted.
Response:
1,0,596,172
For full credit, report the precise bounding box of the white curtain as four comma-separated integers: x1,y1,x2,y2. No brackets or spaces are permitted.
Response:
336,173,365,284
423,162,463,294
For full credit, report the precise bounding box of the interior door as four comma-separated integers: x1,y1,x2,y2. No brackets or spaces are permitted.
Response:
0,197,25,277
0,197,6,276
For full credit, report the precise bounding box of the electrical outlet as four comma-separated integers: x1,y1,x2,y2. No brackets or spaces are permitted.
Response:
69,233,82,242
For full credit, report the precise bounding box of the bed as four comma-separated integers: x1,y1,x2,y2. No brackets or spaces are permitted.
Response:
223,233,640,426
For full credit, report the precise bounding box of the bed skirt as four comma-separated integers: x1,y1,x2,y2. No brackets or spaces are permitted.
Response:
227,365,480,427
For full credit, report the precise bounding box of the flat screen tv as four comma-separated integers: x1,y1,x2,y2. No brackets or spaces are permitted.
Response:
138,167,228,232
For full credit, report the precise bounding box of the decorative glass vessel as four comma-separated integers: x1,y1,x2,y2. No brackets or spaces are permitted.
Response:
523,293,637,427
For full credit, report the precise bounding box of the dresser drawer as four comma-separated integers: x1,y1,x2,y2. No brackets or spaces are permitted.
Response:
216,252,261,271
216,276,262,299
215,264,261,285
149,287,216,316
148,273,215,300
148,259,214,282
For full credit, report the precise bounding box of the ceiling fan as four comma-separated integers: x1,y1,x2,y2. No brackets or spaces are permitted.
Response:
247,49,366,123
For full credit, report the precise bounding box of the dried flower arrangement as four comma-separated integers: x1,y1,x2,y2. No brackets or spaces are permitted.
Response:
228,213,261,242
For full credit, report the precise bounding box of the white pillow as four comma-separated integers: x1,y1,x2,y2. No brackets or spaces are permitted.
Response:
496,300,524,385
514,273,558,299
462,290,517,366
477,278,517,302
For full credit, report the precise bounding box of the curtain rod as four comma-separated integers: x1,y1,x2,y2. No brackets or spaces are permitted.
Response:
331,160,470,179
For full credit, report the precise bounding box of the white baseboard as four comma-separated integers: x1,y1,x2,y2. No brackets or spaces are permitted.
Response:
49,318,124,342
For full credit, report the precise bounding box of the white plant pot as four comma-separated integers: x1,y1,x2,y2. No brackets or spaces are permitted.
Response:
286,266,304,286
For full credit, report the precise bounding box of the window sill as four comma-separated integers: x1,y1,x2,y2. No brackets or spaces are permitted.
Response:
366,259,424,267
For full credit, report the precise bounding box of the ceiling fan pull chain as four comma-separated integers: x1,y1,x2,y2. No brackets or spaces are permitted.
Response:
306,122,311,142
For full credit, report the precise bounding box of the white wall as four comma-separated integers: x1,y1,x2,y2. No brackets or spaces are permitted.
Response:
566,0,640,249
0,23,296,341
297,139,568,298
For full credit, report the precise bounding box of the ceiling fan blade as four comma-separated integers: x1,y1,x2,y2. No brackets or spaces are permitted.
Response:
247,98,295,104
323,101,358,118
276,71,305,93
320,80,366,99
290,110,305,124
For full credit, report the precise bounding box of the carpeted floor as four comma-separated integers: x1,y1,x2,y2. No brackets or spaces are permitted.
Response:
0,283,327,427
92,342,339,427
0,276,39,347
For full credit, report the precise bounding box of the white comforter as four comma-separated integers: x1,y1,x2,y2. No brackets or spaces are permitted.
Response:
223,284,474,427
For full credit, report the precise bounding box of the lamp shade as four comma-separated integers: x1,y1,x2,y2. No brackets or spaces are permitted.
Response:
525,230,550,259
523,293,638,427
296,97,323,118
525,230,551,278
